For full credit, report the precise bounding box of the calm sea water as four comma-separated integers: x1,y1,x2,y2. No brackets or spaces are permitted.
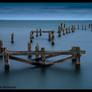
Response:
0,20,92,89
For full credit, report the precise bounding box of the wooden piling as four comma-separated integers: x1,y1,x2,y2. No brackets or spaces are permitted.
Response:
72,25,74,32
0,39,3,49
4,48,10,71
30,34,33,43
58,26,61,37
48,32,51,41
11,33,14,43
0,39,3,56
41,48,46,65
51,32,55,45
66,28,68,34
72,47,81,68
60,23,63,30
39,29,42,36
35,43,39,63
36,29,39,37
28,43,32,58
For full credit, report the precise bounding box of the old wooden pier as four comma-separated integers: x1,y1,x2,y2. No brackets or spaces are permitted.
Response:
0,40,86,71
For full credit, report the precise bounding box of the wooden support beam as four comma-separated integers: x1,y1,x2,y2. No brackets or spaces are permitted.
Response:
32,30,55,33
47,56,73,65
9,55,34,65
7,50,85,56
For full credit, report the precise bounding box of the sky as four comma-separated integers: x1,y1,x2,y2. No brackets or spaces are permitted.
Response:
0,2,92,20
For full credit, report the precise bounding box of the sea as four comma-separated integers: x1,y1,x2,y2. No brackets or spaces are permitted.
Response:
0,20,92,89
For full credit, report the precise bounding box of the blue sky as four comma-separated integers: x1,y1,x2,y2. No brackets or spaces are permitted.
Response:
0,2,92,20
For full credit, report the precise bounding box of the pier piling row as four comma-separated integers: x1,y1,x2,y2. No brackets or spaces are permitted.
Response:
0,45,86,71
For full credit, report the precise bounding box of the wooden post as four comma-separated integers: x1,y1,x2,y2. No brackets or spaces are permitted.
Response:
72,47,77,63
4,48,10,71
72,47,81,69
28,43,32,58
66,28,68,34
72,25,74,32
0,39,3,56
35,43,39,63
75,47,81,69
11,32,14,43
48,32,51,41
60,23,63,30
30,34,33,43
89,24,90,29
58,26,61,37
36,29,38,37
41,48,46,65
64,23,66,29
51,32,55,45
31,31,34,39
39,29,42,36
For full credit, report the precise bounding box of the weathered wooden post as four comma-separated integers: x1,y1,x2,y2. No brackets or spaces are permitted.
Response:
39,29,42,36
36,29,38,37
4,48,10,71
35,43,39,63
41,48,46,65
89,24,90,29
48,32,51,41
72,46,81,69
58,26,61,37
51,32,55,45
60,23,63,30
11,32,14,43
64,23,66,29
28,43,32,58
30,34,33,43
72,25,74,32
0,39,3,57
31,31,34,39
66,28,68,34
